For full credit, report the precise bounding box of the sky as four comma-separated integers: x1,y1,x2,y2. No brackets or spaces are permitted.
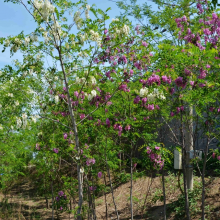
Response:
0,0,158,69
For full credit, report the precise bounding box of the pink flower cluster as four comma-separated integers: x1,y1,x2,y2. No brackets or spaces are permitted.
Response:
86,158,95,166
147,74,161,86
146,146,164,169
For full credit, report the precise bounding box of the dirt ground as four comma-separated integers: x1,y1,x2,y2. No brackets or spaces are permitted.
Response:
0,174,220,219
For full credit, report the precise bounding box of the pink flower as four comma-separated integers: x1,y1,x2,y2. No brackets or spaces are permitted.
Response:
125,125,131,131
212,153,216,159
134,163,137,168
218,156,220,160
209,107,214,112
147,150,151,154
106,118,111,127
74,91,79,97
175,77,186,88
64,133,68,139
176,107,180,114
86,158,96,166
142,41,148,47
156,105,160,110
170,112,175,117
80,114,85,119
170,88,175,95
53,148,59,153
134,117,137,121
206,64,210,68
36,143,40,150
98,172,102,178
155,146,160,150
104,29,108,34
134,96,140,104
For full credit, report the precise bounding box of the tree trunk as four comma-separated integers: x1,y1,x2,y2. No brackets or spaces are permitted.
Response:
162,168,166,220
58,47,83,220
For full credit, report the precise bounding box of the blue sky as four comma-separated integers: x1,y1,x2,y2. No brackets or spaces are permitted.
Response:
0,0,157,69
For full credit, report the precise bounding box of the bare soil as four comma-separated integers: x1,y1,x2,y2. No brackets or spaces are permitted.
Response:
0,174,220,219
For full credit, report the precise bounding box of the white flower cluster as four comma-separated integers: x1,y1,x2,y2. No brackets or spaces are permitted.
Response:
74,11,83,29
8,93,14,97
85,5,90,19
4,39,10,47
50,18,63,41
139,88,165,101
31,115,38,123
16,118,22,128
112,18,119,22
33,0,55,22
24,37,30,46
55,95,59,104
88,90,97,101
115,24,130,36
90,30,102,47
78,51,88,58
76,77,86,85
0,124,3,130
90,76,96,84
139,87,149,97
21,113,28,129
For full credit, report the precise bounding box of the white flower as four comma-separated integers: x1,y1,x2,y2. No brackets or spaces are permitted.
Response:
85,9,90,19
54,76,58,81
17,118,22,128
90,76,96,84
147,93,156,102
80,167,84,173
87,94,92,101
55,95,59,104
86,4,91,10
8,93,13,97
11,125,14,130
91,90,97,98
139,87,148,97
24,37,30,46
5,39,10,47
0,124,3,130
153,88,159,95
29,69,33,75
75,156,80,160
112,18,119,22
160,94,166,100
15,101,19,106
22,113,27,120
76,77,80,84
31,116,37,123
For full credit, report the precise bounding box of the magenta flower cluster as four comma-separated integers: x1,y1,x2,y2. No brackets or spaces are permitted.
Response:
146,146,164,169
86,158,95,166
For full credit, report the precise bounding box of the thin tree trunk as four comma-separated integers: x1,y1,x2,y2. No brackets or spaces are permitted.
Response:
51,178,54,220
130,149,133,220
201,137,210,220
162,167,166,220
181,109,191,220
103,173,108,220
58,47,83,220
141,174,153,217
105,139,119,220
